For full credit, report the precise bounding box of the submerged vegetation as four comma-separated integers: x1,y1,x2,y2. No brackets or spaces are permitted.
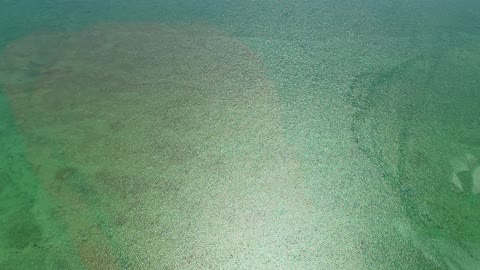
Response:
1,0,480,269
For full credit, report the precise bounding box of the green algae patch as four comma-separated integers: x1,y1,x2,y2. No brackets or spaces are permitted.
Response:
0,22,318,269
0,90,84,269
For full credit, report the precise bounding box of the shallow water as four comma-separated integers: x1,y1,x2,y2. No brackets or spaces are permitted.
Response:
1,1,479,269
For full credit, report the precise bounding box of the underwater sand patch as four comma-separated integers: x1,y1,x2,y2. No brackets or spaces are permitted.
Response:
0,22,317,268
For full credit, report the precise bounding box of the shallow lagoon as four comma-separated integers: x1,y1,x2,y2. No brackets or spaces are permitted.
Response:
1,0,479,269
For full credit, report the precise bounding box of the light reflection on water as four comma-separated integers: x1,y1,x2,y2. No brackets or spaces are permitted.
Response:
0,0,479,269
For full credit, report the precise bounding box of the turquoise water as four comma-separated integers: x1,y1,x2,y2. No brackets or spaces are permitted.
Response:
1,0,480,269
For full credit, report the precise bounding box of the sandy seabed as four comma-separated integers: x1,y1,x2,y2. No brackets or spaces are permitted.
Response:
0,22,321,269
2,20,480,270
